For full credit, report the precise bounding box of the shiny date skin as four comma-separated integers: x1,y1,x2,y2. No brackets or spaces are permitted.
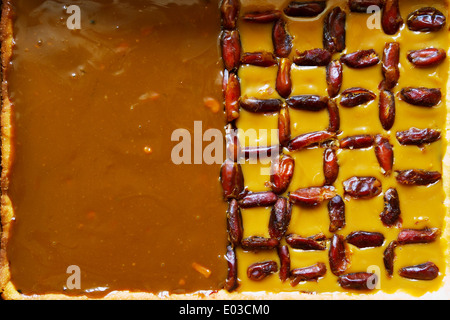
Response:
241,51,277,67
378,89,395,130
268,197,292,241
238,191,278,208
225,245,239,292
270,154,295,194
381,42,400,90
294,48,332,66
289,186,336,206
400,87,441,107
227,199,243,247
242,10,282,23
328,195,345,232
346,231,385,248
382,0,403,35
221,30,241,71
399,262,439,280
326,60,343,98
340,87,376,107
240,97,283,113
338,272,378,290
220,158,245,200
343,176,382,199
397,228,440,245
288,131,336,151
278,107,291,147
273,18,292,58
380,188,401,227
277,246,291,282
339,134,374,149
349,0,383,12
327,99,340,132
323,147,339,185
290,262,327,286
395,169,441,186
242,145,278,161
396,128,441,146
225,123,241,162
285,233,327,251
247,261,278,281
284,1,327,17
407,7,446,32
374,135,394,176
383,240,398,277
323,7,346,53
220,0,240,30
241,236,280,251
329,234,349,276
223,71,240,123
276,58,292,98
407,48,447,68
340,49,379,68
286,95,328,111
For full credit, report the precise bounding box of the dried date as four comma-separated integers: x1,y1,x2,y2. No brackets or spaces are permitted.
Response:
220,158,245,200
273,18,292,58
220,0,240,30
400,87,441,107
247,261,278,281
343,176,382,199
338,272,378,290
238,191,278,208
340,87,376,107
397,228,440,245
339,134,374,149
240,97,283,113
294,48,332,66
340,49,379,68
378,89,395,130
407,48,446,68
396,128,441,146
329,234,349,276
268,197,292,241
323,147,339,185
285,233,327,251
276,58,292,98
395,169,441,185
382,0,403,35
241,51,277,67
270,153,295,194
288,131,335,151
326,60,343,98
374,135,393,176
242,10,282,23
399,262,439,280
381,42,400,90
380,188,401,227
286,95,328,111
407,7,446,32
323,7,346,53
241,236,280,251
290,262,327,286
221,30,241,71
346,231,385,248
227,199,243,246
328,195,345,232
289,186,337,206
284,1,327,17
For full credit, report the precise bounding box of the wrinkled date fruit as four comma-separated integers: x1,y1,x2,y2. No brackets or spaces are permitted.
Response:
290,263,327,286
374,135,394,176
289,186,337,206
241,236,280,251
379,89,395,130
407,48,446,68
338,272,378,290
227,199,243,246
284,1,326,17
339,134,374,149
225,124,241,161
238,191,278,208
224,71,241,123
241,51,277,67
400,87,441,107
247,261,278,281
329,234,349,276
328,195,345,232
270,154,295,194
381,42,400,90
326,60,343,98
240,97,283,113
277,246,291,282
221,30,241,71
286,95,328,111
346,231,385,248
343,176,382,199
323,147,339,185
407,7,446,32
225,245,239,291
285,233,327,251
382,0,403,35
340,87,376,107
242,10,282,23
399,262,439,280
323,7,346,53
220,158,245,200
220,0,240,29
278,107,291,147
395,169,441,185
327,98,340,132
397,228,440,245
276,58,292,98
383,240,398,277
273,18,292,58
288,131,336,151
380,188,401,227
269,197,292,241
349,0,383,13
396,127,441,146
294,48,332,66
340,49,379,68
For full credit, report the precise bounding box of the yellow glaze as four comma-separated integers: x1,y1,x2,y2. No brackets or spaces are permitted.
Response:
235,0,449,296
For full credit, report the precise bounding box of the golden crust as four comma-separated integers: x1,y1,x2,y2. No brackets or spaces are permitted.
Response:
0,0,449,300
